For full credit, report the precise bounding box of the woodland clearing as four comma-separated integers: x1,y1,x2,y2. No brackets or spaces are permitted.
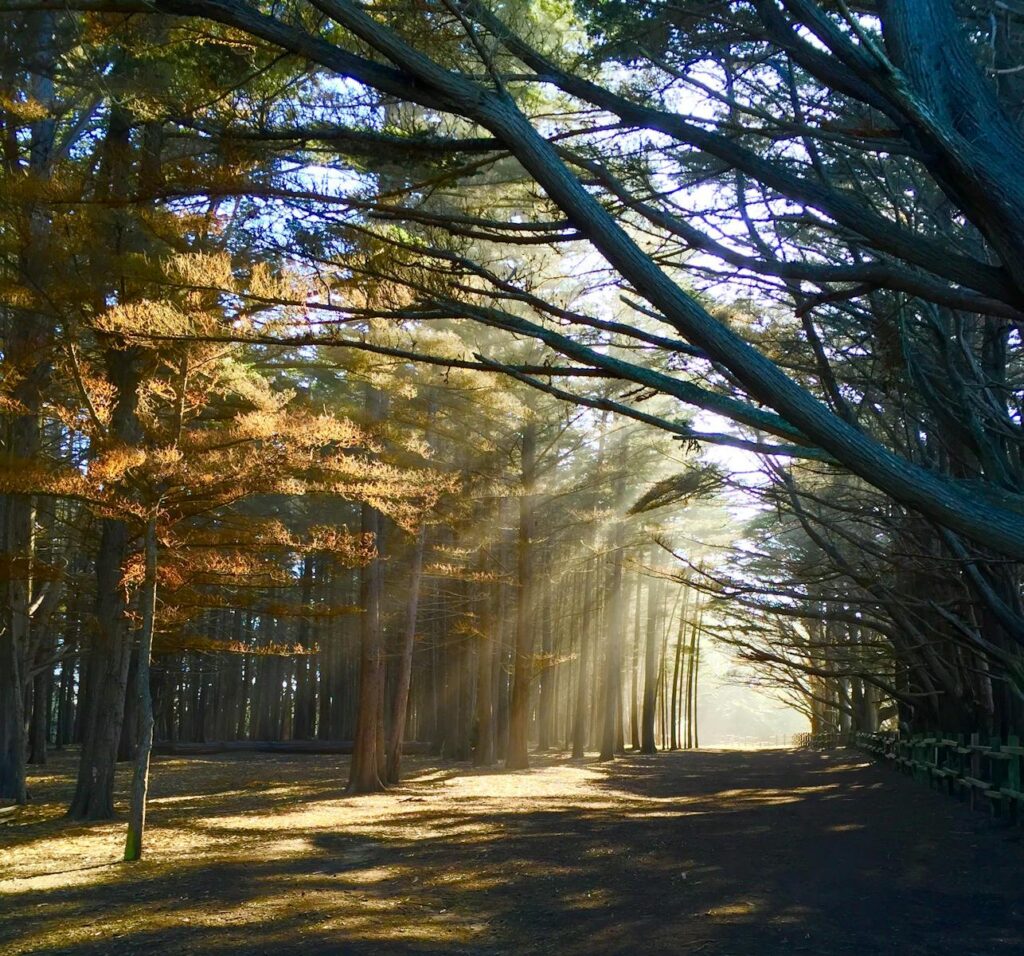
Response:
3,748,1023,955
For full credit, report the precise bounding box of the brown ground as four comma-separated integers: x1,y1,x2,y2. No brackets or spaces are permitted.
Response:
2,747,1023,955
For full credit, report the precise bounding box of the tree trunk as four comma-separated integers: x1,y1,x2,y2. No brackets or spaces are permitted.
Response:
629,569,643,751
0,10,56,805
27,663,51,765
641,561,663,754
536,557,554,752
292,555,316,739
684,609,699,750
349,388,387,793
69,347,146,821
385,525,426,784
599,477,627,762
348,500,385,792
571,560,595,758
690,612,702,750
56,656,74,749
473,546,496,767
670,606,685,751
69,513,137,820
118,651,139,762
506,422,537,770
124,517,158,861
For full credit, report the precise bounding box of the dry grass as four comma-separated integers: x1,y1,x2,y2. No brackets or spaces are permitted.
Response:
3,747,1024,955
2,749,647,954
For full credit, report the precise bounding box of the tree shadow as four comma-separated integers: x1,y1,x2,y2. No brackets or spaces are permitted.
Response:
4,749,1024,955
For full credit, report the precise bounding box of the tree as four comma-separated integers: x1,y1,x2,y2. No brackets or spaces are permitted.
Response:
24,0,1024,554
9,0,1024,799
505,420,537,770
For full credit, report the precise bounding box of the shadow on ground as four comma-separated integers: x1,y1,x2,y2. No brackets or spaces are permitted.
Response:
2,748,1023,955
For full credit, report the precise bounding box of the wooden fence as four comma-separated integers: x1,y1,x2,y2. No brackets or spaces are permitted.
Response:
792,731,854,750
857,731,1024,821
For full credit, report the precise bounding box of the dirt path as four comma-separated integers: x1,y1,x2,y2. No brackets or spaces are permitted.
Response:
3,748,1024,955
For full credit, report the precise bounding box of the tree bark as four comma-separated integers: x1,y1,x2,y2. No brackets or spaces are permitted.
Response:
571,560,595,758
68,346,146,820
292,555,316,739
629,569,643,751
385,525,426,784
506,422,537,770
641,559,663,754
27,661,51,765
348,500,385,792
348,387,387,793
0,11,56,804
124,516,158,861
599,476,627,762
536,556,554,752
473,543,496,767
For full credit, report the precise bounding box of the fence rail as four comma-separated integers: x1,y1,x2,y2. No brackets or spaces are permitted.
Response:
792,731,854,750
857,731,1024,821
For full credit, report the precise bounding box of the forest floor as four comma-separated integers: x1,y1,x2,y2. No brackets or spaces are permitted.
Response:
2,747,1024,955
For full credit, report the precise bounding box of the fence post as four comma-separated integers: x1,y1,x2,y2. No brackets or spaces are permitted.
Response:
969,733,981,811
1008,735,1021,826
956,734,966,800
991,736,1005,820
